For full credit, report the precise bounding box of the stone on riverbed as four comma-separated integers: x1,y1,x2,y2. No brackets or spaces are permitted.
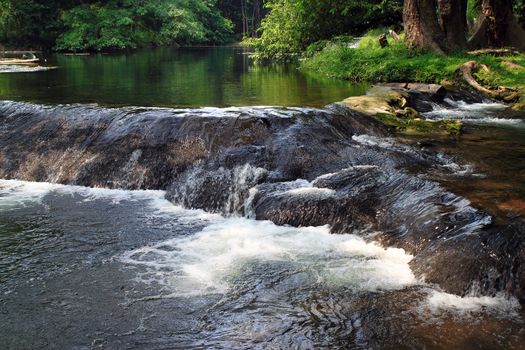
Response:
341,84,464,135
341,86,408,115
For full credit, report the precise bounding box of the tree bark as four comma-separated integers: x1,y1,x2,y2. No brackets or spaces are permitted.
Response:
469,0,525,50
404,0,446,53
437,0,468,51
404,0,468,53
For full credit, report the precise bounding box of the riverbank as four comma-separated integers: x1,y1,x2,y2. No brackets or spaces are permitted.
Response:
301,31,525,110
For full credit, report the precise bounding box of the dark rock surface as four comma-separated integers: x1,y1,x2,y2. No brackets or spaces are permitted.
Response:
0,100,523,302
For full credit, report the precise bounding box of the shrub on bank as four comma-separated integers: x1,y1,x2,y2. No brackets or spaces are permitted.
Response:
301,30,525,91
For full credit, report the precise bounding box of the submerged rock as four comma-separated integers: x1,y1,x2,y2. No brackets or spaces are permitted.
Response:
0,100,523,302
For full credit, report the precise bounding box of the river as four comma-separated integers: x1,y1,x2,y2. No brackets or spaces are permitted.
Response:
0,46,367,107
0,47,524,349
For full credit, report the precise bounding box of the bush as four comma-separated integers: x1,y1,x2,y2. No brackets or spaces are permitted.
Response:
248,0,403,61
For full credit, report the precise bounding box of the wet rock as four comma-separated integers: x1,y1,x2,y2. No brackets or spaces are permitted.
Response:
340,85,465,134
0,101,403,206
0,100,523,303
413,221,525,300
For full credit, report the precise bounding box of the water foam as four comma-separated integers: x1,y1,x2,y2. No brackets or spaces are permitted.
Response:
0,179,162,206
423,99,524,126
280,179,337,198
352,134,415,154
423,291,521,317
0,179,59,207
120,218,416,296
121,105,324,119
0,179,219,223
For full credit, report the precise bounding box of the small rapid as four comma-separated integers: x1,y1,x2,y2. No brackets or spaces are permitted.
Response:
1,179,522,349
120,218,416,296
423,98,525,126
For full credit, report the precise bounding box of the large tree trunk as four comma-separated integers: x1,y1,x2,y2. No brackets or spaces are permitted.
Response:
404,0,468,53
469,0,525,50
404,0,446,53
437,0,468,51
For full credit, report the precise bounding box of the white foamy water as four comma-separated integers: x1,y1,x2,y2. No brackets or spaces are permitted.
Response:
0,180,416,298
280,179,337,198
120,218,416,296
352,134,415,154
423,291,521,317
0,179,162,207
423,99,524,126
121,105,324,119
2,179,522,327
0,179,220,223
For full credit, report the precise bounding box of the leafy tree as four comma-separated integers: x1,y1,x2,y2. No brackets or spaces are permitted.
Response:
0,0,233,50
249,0,403,60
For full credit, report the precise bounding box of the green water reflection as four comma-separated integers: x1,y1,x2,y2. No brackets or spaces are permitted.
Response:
0,47,367,108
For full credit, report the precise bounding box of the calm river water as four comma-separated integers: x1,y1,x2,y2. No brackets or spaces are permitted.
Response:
0,46,367,107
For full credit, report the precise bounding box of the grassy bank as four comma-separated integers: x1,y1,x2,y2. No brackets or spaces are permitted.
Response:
301,30,525,107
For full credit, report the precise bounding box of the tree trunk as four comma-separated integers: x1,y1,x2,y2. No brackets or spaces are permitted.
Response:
437,0,468,51
404,0,468,53
469,0,525,50
404,0,446,53
241,0,247,37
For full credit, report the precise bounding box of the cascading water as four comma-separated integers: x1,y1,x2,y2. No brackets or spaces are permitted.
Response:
1,98,524,349
423,97,525,126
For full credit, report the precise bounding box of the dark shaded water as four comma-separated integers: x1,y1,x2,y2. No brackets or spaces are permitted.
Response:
0,46,367,107
406,100,525,223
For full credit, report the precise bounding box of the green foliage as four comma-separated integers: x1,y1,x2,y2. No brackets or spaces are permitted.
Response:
467,0,481,25
302,31,461,83
0,0,64,48
515,0,525,27
248,0,403,61
0,0,233,50
55,0,233,51
302,30,525,104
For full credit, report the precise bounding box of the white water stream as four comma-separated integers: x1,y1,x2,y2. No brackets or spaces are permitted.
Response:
0,178,518,316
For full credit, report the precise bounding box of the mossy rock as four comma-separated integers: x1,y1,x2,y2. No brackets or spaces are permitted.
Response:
373,113,462,135
396,107,420,119
341,85,461,136
512,95,525,111
342,86,408,115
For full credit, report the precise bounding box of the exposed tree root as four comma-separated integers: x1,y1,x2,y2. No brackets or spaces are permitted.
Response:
456,60,520,102
502,61,525,70
467,48,521,56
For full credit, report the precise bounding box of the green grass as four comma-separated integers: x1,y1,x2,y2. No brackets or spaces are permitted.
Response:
301,30,525,95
